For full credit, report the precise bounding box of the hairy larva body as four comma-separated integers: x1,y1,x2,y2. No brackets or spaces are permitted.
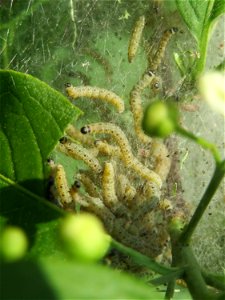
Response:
66,124,95,146
130,71,160,144
102,162,129,217
81,122,162,188
55,164,73,205
102,162,118,209
151,140,171,182
84,195,115,232
149,27,178,71
57,137,102,173
117,174,136,207
94,139,121,157
128,16,145,63
77,173,100,198
65,84,125,113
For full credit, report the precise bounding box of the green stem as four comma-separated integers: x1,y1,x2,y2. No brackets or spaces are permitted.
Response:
192,24,210,79
181,245,215,300
176,126,221,163
202,271,225,292
111,239,176,275
179,159,225,244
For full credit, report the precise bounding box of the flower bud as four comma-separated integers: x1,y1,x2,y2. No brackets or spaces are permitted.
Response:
142,100,178,137
0,226,28,262
60,213,111,262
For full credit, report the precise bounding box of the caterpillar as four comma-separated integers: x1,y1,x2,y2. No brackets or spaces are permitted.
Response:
69,180,82,205
116,174,136,207
149,27,178,72
130,70,161,144
84,195,115,232
128,15,145,63
77,173,100,198
94,139,121,157
66,124,95,146
82,48,113,82
102,162,119,210
150,140,171,182
55,164,73,205
57,137,102,173
80,122,162,188
65,83,125,113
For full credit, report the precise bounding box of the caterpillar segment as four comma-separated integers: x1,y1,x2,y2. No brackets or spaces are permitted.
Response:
55,164,73,205
130,71,161,144
102,162,129,217
76,173,101,198
57,137,102,173
149,27,178,72
128,15,145,63
66,124,95,146
65,83,125,113
80,122,162,188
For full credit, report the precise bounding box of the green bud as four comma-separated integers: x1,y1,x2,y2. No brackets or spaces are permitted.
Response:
0,226,28,262
142,100,178,137
60,213,111,262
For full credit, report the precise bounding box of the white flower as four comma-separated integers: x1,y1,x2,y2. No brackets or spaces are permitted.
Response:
198,71,225,117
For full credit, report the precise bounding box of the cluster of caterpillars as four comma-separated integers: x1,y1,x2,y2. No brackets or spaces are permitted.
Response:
48,16,184,260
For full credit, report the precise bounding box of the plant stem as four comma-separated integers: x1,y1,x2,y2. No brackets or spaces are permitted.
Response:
193,23,210,79
181,245,215,300
111,239,176,275
176,126,221,163
202,271,225,292
179,159,225,244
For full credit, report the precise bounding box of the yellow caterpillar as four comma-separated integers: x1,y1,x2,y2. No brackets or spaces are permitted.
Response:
66,124,95,146
117,174,136,207
128,15,145,63
80,122,162,188
102,162,119,211
77,173,100,198
130,70,161,144
149,27,178,71
94,139,121,157
65,83,125,113
57,137,102,173
55,164,73,205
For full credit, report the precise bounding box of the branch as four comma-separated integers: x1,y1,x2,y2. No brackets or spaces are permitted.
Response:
179,159,225,244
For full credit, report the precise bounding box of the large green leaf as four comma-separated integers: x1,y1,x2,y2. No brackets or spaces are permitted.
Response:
175,0,224,44
0,258,164,299
175,0,214,43
0,69,81,255
0,69,81,194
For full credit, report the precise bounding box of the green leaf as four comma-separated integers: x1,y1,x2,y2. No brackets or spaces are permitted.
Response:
0,69,81,195
175,0,225,78
175,0,215,43
0,259,164,299
211,0,225,20
0,69,81,256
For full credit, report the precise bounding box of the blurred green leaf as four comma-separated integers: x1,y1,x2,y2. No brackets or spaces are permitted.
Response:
0,258,164,299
